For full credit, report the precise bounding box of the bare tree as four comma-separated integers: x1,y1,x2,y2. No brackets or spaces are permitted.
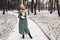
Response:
49,0,53,14
56,0,60,17
31,0,34,13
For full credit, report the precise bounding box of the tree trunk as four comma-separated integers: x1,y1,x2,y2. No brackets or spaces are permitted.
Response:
31,0,34,13
57,0,60,17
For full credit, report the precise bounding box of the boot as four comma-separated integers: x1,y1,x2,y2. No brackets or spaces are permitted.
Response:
22,34,24,39
28,33,32,39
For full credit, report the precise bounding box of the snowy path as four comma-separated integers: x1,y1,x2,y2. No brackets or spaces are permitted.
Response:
7,11,49,40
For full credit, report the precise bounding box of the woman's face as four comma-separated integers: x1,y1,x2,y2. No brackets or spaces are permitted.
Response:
21,6,26,13
22,9,26,13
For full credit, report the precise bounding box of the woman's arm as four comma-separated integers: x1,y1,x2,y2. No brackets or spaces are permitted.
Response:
18,12,21,18
18,12,25,19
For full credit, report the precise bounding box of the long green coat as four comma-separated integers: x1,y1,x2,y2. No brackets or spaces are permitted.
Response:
18,12,30,34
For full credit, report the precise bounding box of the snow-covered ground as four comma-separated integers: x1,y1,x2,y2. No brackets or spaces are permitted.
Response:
0,11,17,40
29,10,60,40
6,10,49,40
0,11,48,40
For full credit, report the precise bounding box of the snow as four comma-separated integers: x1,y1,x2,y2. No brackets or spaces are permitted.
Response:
7,11,48,40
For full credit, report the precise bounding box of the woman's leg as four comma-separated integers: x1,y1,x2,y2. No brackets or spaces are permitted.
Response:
22,34,24,39
28,33,32,39
25,28,32,39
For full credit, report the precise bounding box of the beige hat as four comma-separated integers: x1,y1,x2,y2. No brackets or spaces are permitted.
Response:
20,4,24,7
20,4,26,10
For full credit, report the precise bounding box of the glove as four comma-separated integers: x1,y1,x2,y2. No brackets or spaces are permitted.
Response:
21,16,25,19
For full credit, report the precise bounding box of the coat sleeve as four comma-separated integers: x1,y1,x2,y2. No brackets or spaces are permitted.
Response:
18,12,25,19
18,12,21,18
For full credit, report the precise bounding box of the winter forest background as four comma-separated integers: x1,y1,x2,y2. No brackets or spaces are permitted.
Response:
0,0,60,40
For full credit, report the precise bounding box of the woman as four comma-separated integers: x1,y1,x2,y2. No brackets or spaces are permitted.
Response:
18,5,32,39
